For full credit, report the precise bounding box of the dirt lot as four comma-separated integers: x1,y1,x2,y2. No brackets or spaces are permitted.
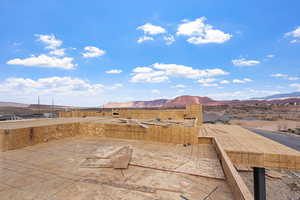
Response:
240,170,300,200
230,119,299,132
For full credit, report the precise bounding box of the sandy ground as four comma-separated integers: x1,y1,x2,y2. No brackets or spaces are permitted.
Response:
230,119,300,132
240,170,300,200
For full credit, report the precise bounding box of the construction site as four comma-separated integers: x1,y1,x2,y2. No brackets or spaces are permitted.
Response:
0,104,299,200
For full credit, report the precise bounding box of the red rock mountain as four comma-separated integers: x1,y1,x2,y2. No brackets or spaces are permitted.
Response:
103,95,219,108
163,96,218,107
103,95,300,108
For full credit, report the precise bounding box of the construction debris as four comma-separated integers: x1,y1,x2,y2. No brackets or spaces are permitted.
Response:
266,170,285,179
81,179,157,193
114,118,149,128
235,165,253,172
81,146,133,169
111,146,133,169
114,118,190,128
179,195,190,200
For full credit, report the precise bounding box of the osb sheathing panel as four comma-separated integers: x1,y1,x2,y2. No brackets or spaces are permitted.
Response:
102,123,198,144
0,129,4,151
0,121,198,151
59,111,111,118
117,105,203,123
0,123,80,151
59,104,203,124
117,110,186,120
78,122,105,137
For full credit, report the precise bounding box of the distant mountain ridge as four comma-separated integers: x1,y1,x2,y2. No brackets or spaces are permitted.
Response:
103,92,300,108
103,96,216,108
1,91,300,109
253,92,300,100
0,101,71,109
0,102,29,108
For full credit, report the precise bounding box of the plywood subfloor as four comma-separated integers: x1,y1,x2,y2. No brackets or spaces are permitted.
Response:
0,137,233,200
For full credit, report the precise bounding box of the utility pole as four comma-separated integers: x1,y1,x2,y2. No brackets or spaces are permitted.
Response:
38,96,40,114
52,97,54,118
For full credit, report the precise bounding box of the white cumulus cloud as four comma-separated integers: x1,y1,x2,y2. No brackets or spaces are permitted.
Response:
219,80,230,84
0,76,104,95
176,17,232,45
151,89,160,94
266,54,275,59
163,35,175,45
202,83,219,87
7,54,75,70
197,78,216,84
49,49,65,56
271,73,299,81
133,67,153,73
290,83,300,91
271,73,287,77
232,78,252,83
152,63,228,79
105,69,122,74
35,34,62,49
130,70,169,83
82,46,106,58
287,77,299,81
285,27,300,38
285,27,300,43
0,77,110,106
173,84,186,88
232,58,260,67
110,83,123,89
198,78,218,87
137,36,154,43
130,63,228,83
137,23,166,35
207,89,280,100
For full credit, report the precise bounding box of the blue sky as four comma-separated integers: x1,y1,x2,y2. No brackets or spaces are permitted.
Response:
1,0,300,106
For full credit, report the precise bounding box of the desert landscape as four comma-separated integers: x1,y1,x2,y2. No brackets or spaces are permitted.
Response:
1,1,300,199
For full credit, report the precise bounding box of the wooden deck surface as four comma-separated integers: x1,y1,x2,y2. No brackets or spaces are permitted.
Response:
198,124,300,170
